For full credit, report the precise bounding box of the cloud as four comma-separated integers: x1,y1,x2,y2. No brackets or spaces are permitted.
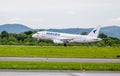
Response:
0,0,120,28
111,18,120,22
0,0,118,13
30,18,44,23
65,10,77,15
9,18,22,23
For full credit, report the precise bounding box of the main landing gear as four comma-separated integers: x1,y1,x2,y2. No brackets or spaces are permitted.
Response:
64,43,67,46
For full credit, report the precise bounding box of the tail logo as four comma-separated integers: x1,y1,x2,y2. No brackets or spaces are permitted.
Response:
93,29,97,33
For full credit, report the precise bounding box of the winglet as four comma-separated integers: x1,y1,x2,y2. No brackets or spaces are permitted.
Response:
88,25,101,38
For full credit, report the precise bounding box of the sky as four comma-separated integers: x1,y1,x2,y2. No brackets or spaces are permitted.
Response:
0,0,120,29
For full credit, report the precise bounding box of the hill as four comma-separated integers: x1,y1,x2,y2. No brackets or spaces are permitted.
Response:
0,24,31,33
101,26,120,39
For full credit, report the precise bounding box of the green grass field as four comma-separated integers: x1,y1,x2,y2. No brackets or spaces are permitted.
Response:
0,46,120,58
0,62,119,70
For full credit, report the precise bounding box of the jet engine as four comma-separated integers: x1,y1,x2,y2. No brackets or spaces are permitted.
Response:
53,39,64,44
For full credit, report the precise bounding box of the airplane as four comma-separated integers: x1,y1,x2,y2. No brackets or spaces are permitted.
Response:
32,26,102,45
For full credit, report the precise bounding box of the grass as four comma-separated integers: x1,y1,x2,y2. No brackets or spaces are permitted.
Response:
0,46,120,58
0,61,119,70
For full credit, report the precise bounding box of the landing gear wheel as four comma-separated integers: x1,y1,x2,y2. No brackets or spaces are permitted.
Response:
64,43,67,46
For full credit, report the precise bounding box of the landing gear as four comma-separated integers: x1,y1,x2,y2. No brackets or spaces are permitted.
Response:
64,43,67,46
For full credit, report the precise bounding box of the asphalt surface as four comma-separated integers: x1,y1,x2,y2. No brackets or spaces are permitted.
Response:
0,70,119,76
0,57,120,62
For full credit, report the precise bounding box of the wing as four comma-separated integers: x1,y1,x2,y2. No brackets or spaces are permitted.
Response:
56,37,74,43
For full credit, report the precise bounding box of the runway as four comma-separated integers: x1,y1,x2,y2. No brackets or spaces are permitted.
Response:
0,57,120,62
0,70,119,76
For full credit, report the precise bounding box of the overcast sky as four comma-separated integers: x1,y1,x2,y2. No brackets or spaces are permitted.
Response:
0,0,120,29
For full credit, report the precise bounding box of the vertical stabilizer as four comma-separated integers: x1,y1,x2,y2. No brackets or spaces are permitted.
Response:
88,25,101,38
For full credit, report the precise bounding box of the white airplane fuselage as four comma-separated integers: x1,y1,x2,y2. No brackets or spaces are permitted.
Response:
32,31,102,44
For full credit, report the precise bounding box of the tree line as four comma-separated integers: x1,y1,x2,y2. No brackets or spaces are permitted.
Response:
0,30,120,46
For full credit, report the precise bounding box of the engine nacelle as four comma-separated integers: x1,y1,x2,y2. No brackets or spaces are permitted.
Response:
53,39,64,44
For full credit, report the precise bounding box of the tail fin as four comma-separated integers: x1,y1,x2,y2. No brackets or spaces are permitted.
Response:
88,25,101,38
